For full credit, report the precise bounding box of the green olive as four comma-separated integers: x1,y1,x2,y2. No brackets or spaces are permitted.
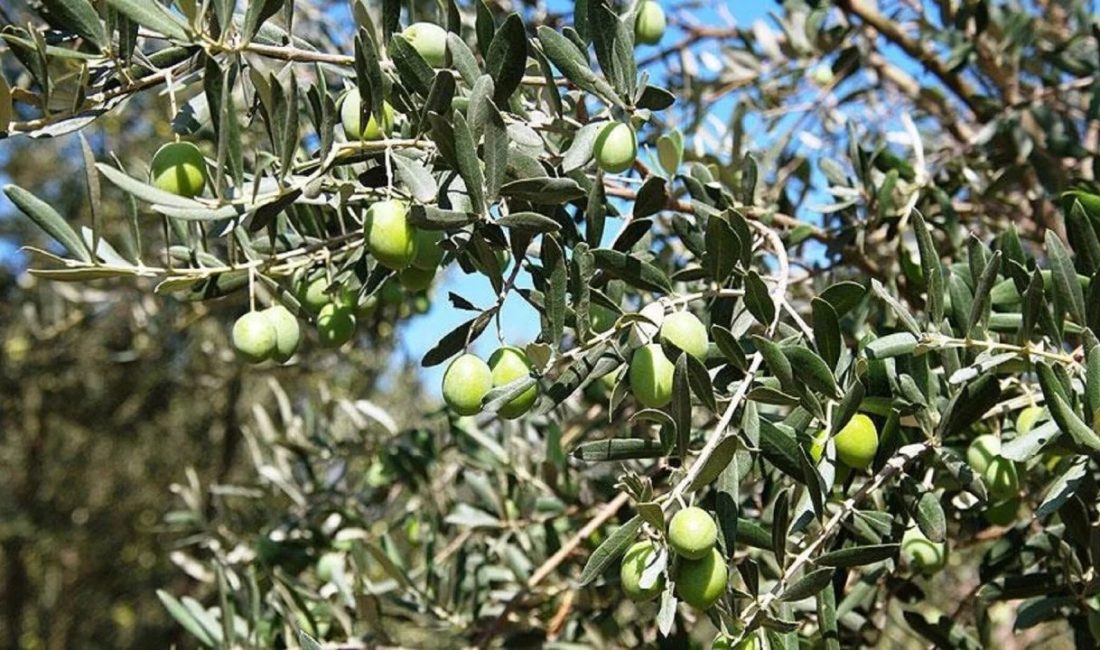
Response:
365,200,418,270
629,343,675,408
712,635,761,650
232,311,277,363
412,229,445,270
316,551,345,583
298,276,331,314
659,311,708,360
983,456,1020,500
589,304,618,334
634,0,666,46
402,22,448,68
442,353,493,416
901,527,947,574
399,265,436,292
675,548,727,610
316,303,356,348
620,540,664,602
488,346,539,419
150,142,206,197
667,506,717,560
833,413,878,471
594,122,638,174
340,92,395,141
966,434,1001,475
264,305,301,363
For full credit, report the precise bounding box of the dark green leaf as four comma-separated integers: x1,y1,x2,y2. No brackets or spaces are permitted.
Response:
536,26,621,106
5,185,91,262
744,270,775,326
782,346,839,399
485,13,527,105
104,0,190,42
578,515,640,585
572,438,666,461
634,177,668,219
43,0,106,48
501,178,586,204
672,354,691,460
780,567,834,602
915,492,946,543
421,311,495,367
1046,230,1087,325
816,544,899,568
910,210,944,326
592,248,671,293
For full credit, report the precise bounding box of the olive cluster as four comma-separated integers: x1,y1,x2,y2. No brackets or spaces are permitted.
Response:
620,507,728,610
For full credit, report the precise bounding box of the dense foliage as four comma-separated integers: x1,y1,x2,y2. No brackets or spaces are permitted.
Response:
3,0,1100,647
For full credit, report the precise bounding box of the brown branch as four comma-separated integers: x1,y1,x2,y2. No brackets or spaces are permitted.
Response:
476,491,631,644
836,0,989,120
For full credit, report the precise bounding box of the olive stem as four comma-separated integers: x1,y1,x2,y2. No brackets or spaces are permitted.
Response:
662,222,789,511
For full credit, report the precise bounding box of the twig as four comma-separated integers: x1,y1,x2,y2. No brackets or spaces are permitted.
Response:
736,442,933,633
476,491,630,644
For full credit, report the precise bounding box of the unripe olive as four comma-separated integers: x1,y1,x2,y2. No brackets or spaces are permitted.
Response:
834,413,878,471
810,64,834,87
634,0,666,46
298,276,331,314
264,305,301,363
470,247,513,276
488,346,540,419
316,551,345,583
365,200,418,270
659,311,708,360
402,22,448,68
412,229,445,270
442,353,493,416
984,497,1019,526
399,265,436,291
983,456,1019,500
150,142,206,197
340,92,395,141
594,122,638,174
232,311,277,363
412,292,431,314
1016,405,1045,435
629,343,675,408
675,548,727,610
966,434,1001,475
619,540,664,602
712,636,761,650
667,506,717,560
316,303,356,348
380,277,404,305
590,303,617,334
901,527,947,574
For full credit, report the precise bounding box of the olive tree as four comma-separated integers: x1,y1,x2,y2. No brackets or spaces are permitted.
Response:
3,0,1100,647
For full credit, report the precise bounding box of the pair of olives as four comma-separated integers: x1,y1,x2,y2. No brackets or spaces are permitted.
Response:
363,199,445,279
232,305,301,363
621,507,728,610
297,277,359,348
627,311,708,408
442,347,539,419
